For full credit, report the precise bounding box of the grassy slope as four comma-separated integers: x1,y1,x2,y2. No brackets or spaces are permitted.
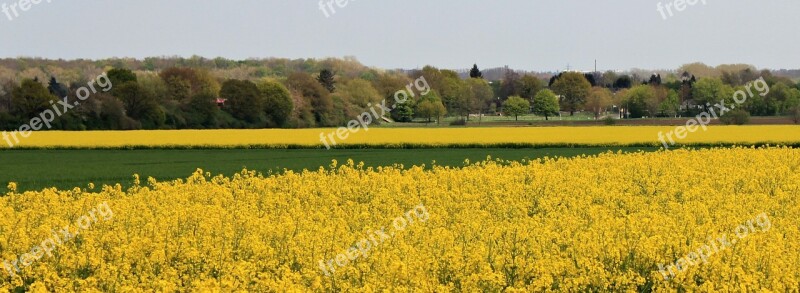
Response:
0,148,656,192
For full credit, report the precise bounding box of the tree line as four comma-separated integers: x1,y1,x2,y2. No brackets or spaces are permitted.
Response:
1,58,799,131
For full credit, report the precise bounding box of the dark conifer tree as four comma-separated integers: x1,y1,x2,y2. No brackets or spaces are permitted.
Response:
469,64,483,79
317,69,336,93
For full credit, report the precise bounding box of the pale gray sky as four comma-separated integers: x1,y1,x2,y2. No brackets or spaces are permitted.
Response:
0,0,798,71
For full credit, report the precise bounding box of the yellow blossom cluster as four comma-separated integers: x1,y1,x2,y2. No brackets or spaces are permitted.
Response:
1,147,799,291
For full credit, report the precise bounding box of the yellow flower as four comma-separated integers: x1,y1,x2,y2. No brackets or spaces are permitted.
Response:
6,182,17,192
0,147,797,291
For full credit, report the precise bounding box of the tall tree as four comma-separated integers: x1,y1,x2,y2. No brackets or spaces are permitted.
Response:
551,72,591,116
113,82,164,128
415,93,447,124
622,85,654,118
648,74,662,86
159,67,220,101
692,78,733,112
519,75,544,100
220,79,264,125
317,69,336,93
464,78,493,123
500,69,521,99
288,72,334,126
186,92,219,128
258,80,294,127
11,79,57,120
47,77,68,99
373,73,410,102
659,89,681,117
601,71,618,88
420,67,465,117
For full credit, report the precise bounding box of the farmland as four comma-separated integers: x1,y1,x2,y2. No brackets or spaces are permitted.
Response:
2,125,798,192
1,147,798,291
0,147,656,192
1,127,799,291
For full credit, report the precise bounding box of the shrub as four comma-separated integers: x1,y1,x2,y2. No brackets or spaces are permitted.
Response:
449,118,467,126
791,106,800,124
603,117,616,125
720,109,750,125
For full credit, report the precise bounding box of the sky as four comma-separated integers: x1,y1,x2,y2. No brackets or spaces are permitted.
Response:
0,0,798,72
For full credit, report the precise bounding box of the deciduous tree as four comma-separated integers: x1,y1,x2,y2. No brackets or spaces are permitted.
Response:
585,87,613,119
258,80,294,127
220,79,264,125
552,72,591,116
502,96,530,121
533,89,559,120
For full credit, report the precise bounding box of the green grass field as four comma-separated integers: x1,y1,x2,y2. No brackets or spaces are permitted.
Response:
0,148,657,192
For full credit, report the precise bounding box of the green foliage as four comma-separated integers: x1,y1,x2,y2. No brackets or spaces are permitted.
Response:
464,78,493,116
500,70,521,99
220,79,264,125
502,96,530,121
186,92,219,128
258,80,293,127
533,89,559,120
114,82,150,119
423,67,466,116
164,76,191,101
658,89,681,117
613,75,633,89
374,73,411,107
692,78,734,110
774,85,800,115
552,72,591,115
519,75,544,100
746,94,779,116
288,72,334,126
415,93,446,123
107,68,138,88
97,94,140,130
585,87,613,119
159,67,220,101
784,90,800,117
393,103,415,122
622,85,653,118
2,59,797,131
11,79,57,120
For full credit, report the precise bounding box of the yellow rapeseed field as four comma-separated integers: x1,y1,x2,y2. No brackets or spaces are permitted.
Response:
1,147,798,291
3,126,800,148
